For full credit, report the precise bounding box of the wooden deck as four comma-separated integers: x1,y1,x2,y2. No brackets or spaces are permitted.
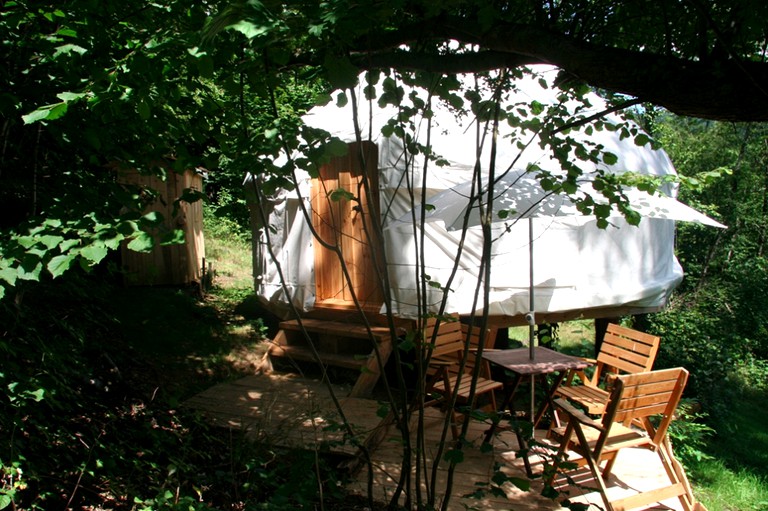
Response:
186,373,686,511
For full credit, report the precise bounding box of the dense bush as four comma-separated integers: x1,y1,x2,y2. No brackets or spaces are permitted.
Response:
647,287,745,409
647,117,768,416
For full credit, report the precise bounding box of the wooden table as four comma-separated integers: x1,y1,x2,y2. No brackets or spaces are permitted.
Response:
482,346,592,475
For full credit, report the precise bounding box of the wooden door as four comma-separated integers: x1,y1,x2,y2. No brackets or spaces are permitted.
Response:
310,141,383,312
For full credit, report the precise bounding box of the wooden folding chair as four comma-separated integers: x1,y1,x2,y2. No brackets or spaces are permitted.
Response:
548,367,702,511
554,323,661,416
419,317,502,438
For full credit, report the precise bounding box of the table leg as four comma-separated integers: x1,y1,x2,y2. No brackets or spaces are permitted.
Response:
518,371,569,477
532,371,568,428
483,373,523,444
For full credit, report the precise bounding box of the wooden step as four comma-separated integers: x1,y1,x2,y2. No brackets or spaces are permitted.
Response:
278,319,391,340
268,319,397,398
270,344,369,370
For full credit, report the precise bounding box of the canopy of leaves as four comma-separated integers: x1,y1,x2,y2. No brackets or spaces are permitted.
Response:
3,0,767,297
0,1,319,298
207,0,768,121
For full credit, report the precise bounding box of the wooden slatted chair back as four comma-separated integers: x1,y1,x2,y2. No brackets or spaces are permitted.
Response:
592,323,661,384
608,366,689,445
419,317,502,439
460,323,494,375
423,317,465,360
461,324,495,350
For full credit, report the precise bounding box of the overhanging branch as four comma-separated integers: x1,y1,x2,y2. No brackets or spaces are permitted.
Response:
350,50,539,73
334,20,768,121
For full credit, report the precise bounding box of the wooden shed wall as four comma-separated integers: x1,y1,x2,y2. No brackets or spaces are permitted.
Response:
118,168,205,286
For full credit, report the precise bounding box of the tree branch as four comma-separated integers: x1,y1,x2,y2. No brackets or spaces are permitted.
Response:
336,20,768,121
349,50,539,73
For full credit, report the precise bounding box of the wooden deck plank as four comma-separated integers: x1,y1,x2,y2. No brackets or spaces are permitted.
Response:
184,373,386,455
186,372,688,511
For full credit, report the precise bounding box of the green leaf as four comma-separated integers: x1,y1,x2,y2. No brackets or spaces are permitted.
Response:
127,232,155,252
48,254,76,278
329,188,354,201
117,220,140,235
22,103,61,124
634,133,651,146
602,151,619,165
228,20,270,39
325,138,349,157
28,388,45,402
48,102,69,120
59,238,80,252
17,236,37,249
444,448,464,464
53,44,87,58
17,258,42,281
308,23,324,37
594,204,612,218
187,46,206,57
376,403,390,418
38,235,64,249
102,234,124,250
56,27,78,38
562,180,577,194
137,99,151,120
0,267,18,287
530,100,545,115
79,243,109,264
140,211,164,227
56,91,86,102
324,54,359,90
159,229,185,245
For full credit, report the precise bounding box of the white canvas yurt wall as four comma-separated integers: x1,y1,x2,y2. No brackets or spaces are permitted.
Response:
245,66,693,323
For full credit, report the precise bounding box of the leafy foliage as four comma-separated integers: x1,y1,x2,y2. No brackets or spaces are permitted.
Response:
0,0,321,299
647,118,768,410
0,272,357,510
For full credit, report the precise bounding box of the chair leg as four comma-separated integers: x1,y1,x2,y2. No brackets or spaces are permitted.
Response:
660,437,697,511
546,420,576,486
601,450,620,478
572,423,614,511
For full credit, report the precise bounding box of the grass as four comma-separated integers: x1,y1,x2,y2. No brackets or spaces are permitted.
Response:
205,234,253,289
203,212,254,290
692,459,768,511
707,387,768,477
507,319,595,355
690,385,768,511
110,285,267,402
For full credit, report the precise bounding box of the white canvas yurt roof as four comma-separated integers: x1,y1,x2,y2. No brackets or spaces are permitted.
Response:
245,66,708,322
